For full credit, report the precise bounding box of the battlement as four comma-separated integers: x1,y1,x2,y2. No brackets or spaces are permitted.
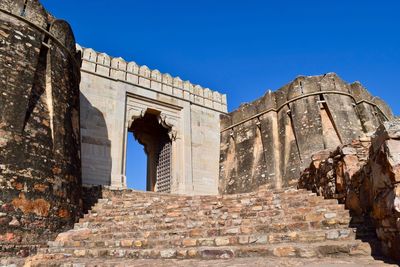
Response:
221,73,393,130
77,45,228,113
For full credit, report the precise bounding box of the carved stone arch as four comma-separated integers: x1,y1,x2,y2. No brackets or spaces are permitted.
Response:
127,107,146,128
126,107,179,193
158,113,178,141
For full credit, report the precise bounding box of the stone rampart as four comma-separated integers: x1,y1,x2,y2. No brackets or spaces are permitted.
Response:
219,73,394,194
0,0,81,256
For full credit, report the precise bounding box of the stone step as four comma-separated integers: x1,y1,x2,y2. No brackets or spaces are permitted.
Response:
51,220,355,254
73,227,355,243
79,208,349,229
83,203,348,220
47,229,356,251
72,216,351,239
84,210,347,225
98,192,321,204
98,187,310,199
22,255,398,267
96,192,326,205
29,186,383,265
91,202,340,217
40,240,372,260
93,194,337,209
88,201,345,217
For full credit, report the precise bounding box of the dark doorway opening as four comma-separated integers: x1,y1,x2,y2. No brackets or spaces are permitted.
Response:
127,110,172,192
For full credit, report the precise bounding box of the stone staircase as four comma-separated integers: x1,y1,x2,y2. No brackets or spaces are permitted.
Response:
25,186,386,266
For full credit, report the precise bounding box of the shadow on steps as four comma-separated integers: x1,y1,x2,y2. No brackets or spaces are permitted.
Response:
349,214,399,266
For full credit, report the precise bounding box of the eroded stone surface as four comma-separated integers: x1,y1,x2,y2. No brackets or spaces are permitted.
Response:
299,119,400,260
0,0,81,257
219,74,394,194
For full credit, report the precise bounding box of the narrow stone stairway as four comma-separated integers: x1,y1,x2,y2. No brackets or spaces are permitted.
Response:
24,186,392,266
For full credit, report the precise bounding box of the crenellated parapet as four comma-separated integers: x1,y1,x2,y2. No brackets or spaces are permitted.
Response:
219,73,394,194
77,45,227,113
221,74,392,132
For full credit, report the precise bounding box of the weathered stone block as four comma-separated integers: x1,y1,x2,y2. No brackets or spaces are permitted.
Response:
215,237,230,246
182,239,197,247
272,246,296,257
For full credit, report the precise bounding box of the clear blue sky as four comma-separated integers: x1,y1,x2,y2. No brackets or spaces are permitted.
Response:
41,0,400,190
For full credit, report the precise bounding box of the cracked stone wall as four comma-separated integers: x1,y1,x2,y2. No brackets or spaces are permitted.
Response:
0,0,81,256
220,73,394,194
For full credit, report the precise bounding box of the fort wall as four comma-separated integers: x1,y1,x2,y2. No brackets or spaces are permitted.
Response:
1,0,398,262
219,73,394,194
0,0,81,256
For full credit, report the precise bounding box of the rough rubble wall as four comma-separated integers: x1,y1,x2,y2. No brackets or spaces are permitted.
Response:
298,140,371,205
299,119,400,261
0,0,81,256
220,73,394,194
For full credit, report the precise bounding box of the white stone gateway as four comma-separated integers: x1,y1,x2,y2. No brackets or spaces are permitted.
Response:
77,44,227,195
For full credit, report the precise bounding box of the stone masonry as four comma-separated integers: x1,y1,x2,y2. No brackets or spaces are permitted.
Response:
0,0,81,257
26,186,383,266
220,74,394,194
1,0,400,265
77,45,227,195
299,119,400,260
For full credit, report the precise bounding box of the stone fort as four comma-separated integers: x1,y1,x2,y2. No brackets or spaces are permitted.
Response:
0,1,399,266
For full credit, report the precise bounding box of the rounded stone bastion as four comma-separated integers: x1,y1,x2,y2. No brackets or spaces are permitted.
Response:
0,0,82,256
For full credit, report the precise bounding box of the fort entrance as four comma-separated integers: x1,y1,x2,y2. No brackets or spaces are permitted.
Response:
78,45,227,195
129,109,172,193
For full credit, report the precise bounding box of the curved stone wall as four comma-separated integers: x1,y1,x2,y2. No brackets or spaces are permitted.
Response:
219,73,394,194
0,0,81,256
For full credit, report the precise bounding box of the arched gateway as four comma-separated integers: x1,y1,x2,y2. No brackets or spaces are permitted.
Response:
78,45,227,195
129,109,174,193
